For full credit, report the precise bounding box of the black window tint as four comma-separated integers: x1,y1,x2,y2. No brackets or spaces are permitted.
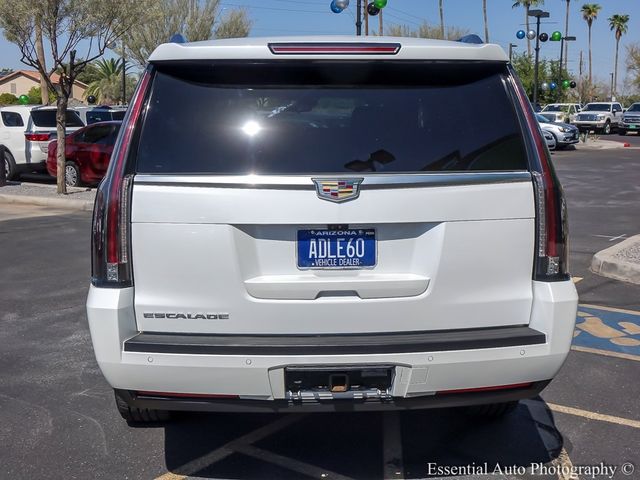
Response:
80,125,113,144
136,62,527,174
87,110,112,124
1,111,24,127
31,110,84,127
111,111,126,121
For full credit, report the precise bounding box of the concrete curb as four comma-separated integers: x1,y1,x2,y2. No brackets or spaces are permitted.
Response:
591,235,640,285
0,193,94,212
576,139,629,150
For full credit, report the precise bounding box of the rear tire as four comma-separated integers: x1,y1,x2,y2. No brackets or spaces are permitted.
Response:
115,392,171,424
619,130,627,136
64,161,81,187
465,401,518,418
4,149,18,181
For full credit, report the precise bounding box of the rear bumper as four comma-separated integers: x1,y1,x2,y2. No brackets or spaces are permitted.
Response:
87,281,577,412
115,380,551,413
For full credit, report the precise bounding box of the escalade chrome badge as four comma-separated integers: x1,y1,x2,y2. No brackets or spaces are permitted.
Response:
143,312,229,320
312,178,363,203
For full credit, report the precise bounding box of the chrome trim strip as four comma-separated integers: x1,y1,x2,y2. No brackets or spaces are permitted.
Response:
134,172,532,190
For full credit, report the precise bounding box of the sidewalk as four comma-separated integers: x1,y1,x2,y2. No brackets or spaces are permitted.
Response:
0,182,95,211
591,234,640,285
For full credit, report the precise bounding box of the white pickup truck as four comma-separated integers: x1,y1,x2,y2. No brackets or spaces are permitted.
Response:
573,102,624,134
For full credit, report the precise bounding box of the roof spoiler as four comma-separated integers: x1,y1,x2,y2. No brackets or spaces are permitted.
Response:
457,34,483,44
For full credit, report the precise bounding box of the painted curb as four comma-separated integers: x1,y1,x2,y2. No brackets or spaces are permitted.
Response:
0,193,94,212
590,234,640,285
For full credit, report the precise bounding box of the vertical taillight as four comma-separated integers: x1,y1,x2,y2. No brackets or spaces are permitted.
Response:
509,69,570,282
91,69,152,287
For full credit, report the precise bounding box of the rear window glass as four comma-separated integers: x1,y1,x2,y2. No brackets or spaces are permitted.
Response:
86,110,112,124
136,62,527,174
31,110,84,128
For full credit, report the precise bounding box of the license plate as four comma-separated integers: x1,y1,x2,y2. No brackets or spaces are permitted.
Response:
297,229,376,269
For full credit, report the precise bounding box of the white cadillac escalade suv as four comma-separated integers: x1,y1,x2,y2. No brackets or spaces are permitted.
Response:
87,36,578,423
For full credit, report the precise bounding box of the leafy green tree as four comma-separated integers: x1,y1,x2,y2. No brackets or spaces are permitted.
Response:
581,3,602,85
512,0,545,56
84,58,136,104
214,9,251,39
0,92,18,105
608,14,630,97
124,0,252,69
627,43,640,91
0,0,152,194
27,86,56,104
511,52,573,104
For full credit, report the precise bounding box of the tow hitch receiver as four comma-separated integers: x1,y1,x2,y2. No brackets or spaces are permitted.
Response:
285,365,394,402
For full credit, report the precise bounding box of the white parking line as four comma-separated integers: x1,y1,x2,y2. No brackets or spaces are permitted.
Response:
546,403,640,429
155,414,305,480
235,443,355,480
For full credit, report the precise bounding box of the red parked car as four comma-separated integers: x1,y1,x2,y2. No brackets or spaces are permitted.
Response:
47,121,121,186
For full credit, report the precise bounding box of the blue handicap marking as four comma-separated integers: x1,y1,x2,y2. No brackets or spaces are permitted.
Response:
573,304,640,356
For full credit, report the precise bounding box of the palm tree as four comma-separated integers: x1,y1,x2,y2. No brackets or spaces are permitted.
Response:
563,0,571,70
512,0,545,56
608,14,630,97
482,0,489,43
84,58,130,104
581,3,601,85
438,0,445,39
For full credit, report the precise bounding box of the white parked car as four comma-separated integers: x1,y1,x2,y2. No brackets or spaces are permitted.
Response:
540,103,581,124
86,36,578,423
0,105,84,180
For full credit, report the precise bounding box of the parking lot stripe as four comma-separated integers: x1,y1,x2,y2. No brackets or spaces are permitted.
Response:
382,411,404,479
154,414,305,480
546,402,640,429
571,345,640,362
552,448,579,480
235,443,355,480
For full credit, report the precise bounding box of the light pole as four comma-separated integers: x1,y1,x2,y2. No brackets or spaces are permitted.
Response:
558,35,575,100
529,9,550,108
610,73,614,101
356,0,362,35
509,43,517,62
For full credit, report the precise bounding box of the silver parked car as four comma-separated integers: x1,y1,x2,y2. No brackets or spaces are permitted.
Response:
542,129,557,151
537,114,579,149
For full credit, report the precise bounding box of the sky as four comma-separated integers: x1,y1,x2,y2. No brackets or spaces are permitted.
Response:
1,0,639,91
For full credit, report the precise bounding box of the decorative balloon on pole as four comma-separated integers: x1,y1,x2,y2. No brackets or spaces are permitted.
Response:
514,13,576,104
330,0,389,35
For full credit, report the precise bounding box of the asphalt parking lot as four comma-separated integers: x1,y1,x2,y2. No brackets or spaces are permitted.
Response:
1,144,639,480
